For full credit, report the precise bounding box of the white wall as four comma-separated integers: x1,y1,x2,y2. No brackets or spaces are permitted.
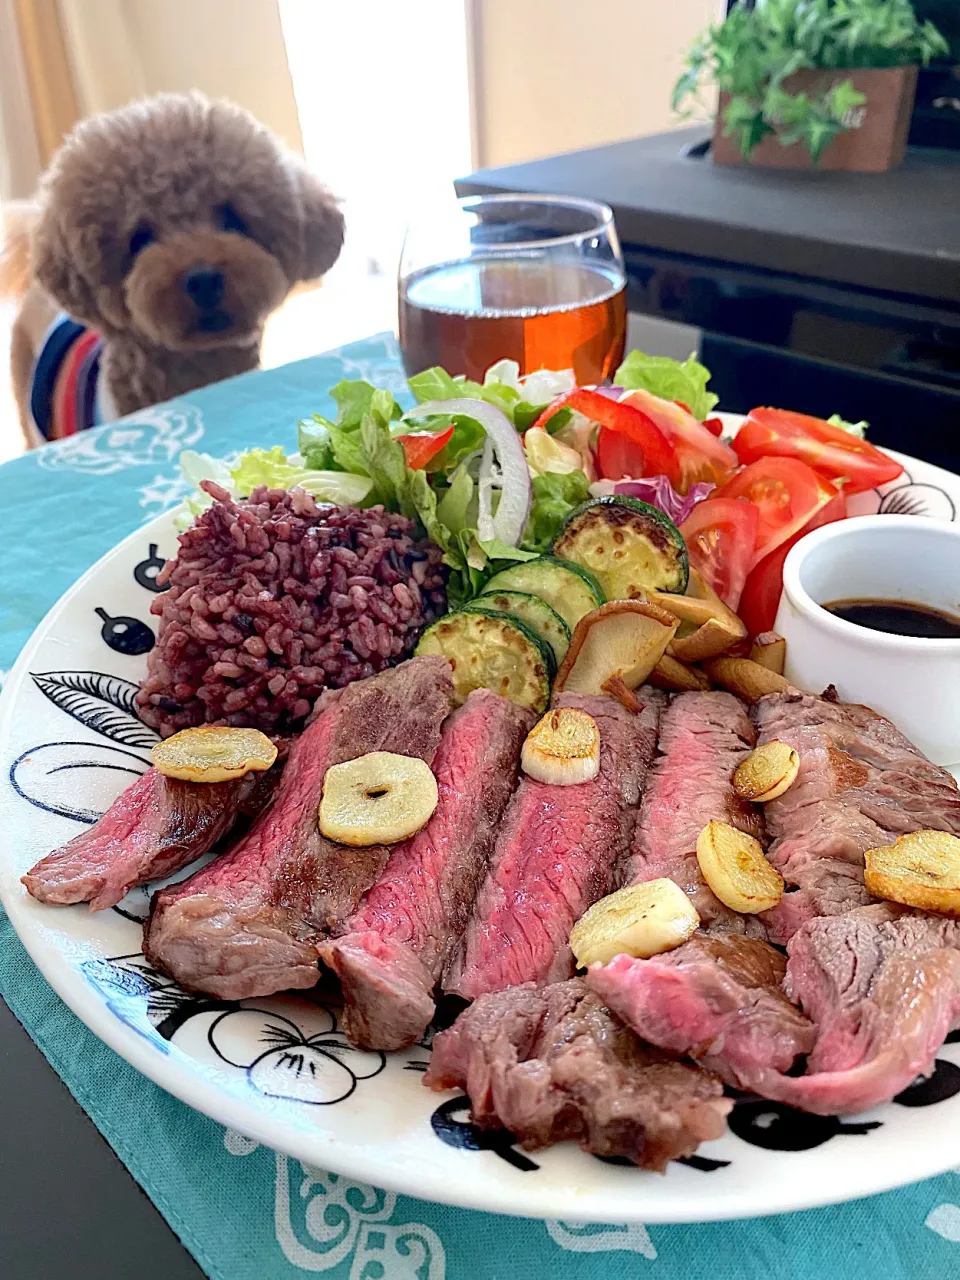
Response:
58,0,303,152
471,0,723,168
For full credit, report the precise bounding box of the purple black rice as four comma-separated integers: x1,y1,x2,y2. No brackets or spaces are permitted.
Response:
136,482,446,737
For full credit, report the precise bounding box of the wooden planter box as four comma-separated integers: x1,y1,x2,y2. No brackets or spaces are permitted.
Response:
712,66,919,173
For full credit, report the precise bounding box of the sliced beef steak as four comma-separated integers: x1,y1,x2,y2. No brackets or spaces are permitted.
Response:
753,691,960,943
143,656,453,998
747,905,960,1115
424,978,730,1170
21,767,266,911
629,691,766,936
587,935,814,1089
320,690,534,1050
448,689,664,999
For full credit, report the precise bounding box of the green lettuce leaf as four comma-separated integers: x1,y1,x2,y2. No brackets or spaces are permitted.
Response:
477,538,539,564
435,465,474,533
521,470,591,553
615,350,719,420
297,417,336,470
324,379,403,429
226,446,372,505
174,446,372,531
407,363,563,430
398,411,486,472
359,412,415,514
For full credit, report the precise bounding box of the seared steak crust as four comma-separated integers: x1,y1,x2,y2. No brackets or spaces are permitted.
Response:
753,691,960,943
143,657,453,998
587,934,815,1089
748,905,960,1115
22,767,265,911
424,978,731,1170
320,690,534,1049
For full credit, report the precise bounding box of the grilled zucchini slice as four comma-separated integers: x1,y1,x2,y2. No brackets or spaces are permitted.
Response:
553,496,688,598
415,608,554,712
480,557,604,631
468,590,570,665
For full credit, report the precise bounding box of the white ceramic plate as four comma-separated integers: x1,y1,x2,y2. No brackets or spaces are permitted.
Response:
2,445,960,1225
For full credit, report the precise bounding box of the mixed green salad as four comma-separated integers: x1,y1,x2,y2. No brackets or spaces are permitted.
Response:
178,351,721,606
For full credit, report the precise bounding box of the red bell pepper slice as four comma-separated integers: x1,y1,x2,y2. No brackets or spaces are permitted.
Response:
396,424,455,471
530,388,680,485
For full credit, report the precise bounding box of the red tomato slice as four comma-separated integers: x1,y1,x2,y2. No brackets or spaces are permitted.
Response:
620,388,737,491
715,457,839,569
733,407,903,495
532,388,680,484
679,498,759,611
738,488,847,636
396,424,455,470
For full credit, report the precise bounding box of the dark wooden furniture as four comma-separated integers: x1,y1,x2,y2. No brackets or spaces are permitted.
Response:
458,127,960,471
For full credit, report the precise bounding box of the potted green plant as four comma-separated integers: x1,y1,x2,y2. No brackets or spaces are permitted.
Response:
674,0,949,171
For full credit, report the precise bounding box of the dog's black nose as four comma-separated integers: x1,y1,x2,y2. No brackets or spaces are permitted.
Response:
184,266,224,310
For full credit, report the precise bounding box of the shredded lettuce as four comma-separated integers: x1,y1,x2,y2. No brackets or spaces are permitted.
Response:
615,350,719,421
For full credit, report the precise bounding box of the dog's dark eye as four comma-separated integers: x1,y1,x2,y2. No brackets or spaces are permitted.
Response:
128,223,156,258
218,204,249,236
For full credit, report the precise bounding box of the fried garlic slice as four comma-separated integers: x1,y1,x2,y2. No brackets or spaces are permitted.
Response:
733,740,800,803
865,830,960,918
570,879,700,967
152,725,277,783
521,707,600,786
318,751,438,847
696,819,783,914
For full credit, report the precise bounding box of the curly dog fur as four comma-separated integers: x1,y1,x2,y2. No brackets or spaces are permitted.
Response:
2,92,344,445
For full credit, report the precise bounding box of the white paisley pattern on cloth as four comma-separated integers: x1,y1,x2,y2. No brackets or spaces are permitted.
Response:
224,1130,446,1278
545,1219,658,1260
925,1166,960,1242
35,403,204,475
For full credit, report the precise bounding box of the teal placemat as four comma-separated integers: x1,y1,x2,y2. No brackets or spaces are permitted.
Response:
2,332,960,1279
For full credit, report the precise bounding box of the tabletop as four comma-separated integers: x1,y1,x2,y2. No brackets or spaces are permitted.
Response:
4,334,960,1280
457,127,960,305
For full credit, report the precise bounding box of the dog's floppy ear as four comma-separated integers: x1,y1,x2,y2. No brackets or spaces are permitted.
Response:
294,169,345,284
31,207,101,326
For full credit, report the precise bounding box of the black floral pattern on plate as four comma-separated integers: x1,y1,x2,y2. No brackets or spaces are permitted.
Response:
95,608,155,655
133,543,169,593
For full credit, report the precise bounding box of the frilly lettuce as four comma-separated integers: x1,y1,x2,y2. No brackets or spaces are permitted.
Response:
175,447,372,530
407,361,575,432
615,350,718,421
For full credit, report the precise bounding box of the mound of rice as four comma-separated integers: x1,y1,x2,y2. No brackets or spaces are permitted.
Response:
136,482,446,738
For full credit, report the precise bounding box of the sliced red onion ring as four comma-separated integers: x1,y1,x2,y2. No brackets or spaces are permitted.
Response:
412,398,531,547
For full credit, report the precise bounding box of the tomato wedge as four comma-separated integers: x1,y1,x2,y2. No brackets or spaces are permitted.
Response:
531,388,680,485
396,424,454,470
715,457,840,569
620,388,737,491
733,407,903,495
679,498,759,610
738,487,847,636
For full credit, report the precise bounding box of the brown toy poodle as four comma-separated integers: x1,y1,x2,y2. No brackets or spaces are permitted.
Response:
1,92,344,448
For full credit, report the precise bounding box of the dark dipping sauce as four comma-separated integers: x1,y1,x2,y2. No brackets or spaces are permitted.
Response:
825,598,960,639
